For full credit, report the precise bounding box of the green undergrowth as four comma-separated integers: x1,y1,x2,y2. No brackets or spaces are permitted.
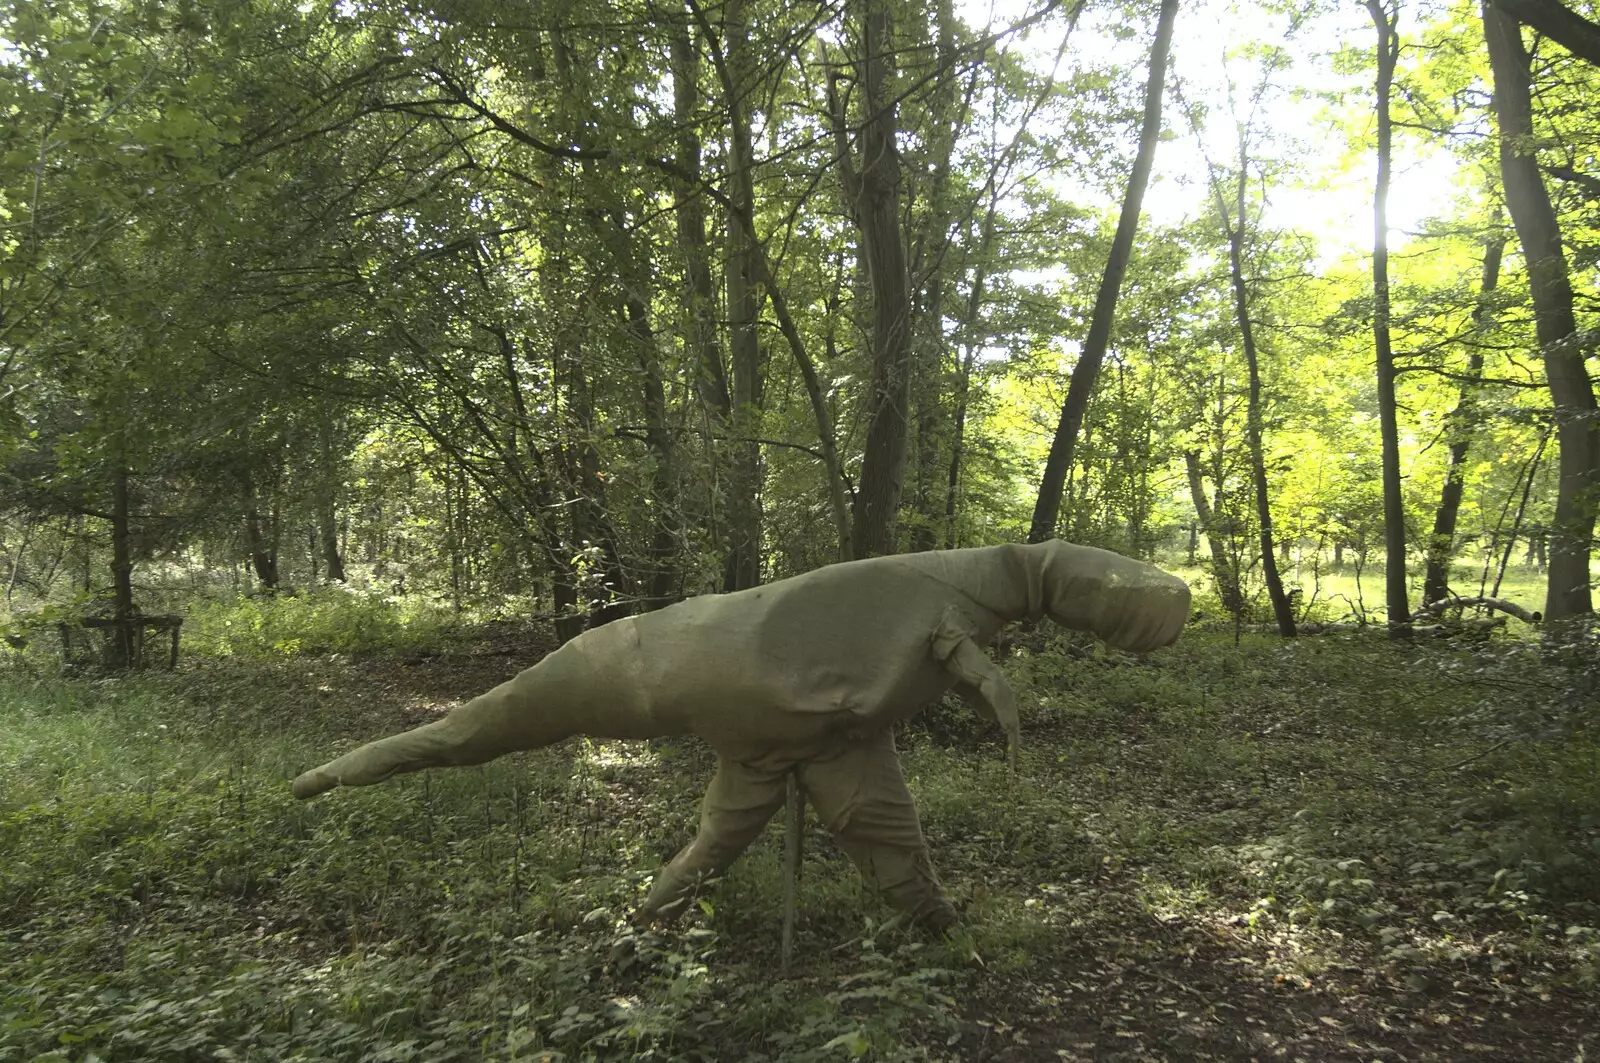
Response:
1168,558,1557,626
181,585,461,658
3,626,1598,1061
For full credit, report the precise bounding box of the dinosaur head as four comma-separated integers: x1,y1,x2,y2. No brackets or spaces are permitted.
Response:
1036,540,1190,653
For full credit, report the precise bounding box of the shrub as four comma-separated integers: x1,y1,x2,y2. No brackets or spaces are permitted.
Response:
183,585,456,658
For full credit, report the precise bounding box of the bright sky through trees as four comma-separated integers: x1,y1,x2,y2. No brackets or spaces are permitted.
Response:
958,0,1463,256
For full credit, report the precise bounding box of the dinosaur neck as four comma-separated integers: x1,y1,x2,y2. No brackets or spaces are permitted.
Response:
888,544,1049,627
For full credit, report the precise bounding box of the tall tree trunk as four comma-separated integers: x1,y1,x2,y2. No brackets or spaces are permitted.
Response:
318,502,345,582
943,177,1005,549
1029,0,1178,543
908,0,962,552
108,466,136,668
443,455,461,612
1367,0,1411,635
835,0,916,559
315,414,346,582
747,246,855,560
242,471,278,591
558,364,594,644
625,273,680,609
723,0,764,588
670,22,734,575
1422,224,1505,603
563,361,632,631
1186,451,1243,615
943,346,976,548
489,324,575,640
545,32,630,633
1483,1,1599,620
1214,142,1295,636
689,0,850,562
1492,432,1549,598
670,23,733,421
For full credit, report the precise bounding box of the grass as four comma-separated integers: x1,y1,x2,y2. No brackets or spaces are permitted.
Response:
2,620,1598,1061
1168,555,1563,625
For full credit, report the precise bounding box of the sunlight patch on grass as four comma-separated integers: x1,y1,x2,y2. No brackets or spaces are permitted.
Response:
576,738,663,771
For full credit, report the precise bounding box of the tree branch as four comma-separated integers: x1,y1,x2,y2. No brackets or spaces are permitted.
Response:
1491,0,1600,67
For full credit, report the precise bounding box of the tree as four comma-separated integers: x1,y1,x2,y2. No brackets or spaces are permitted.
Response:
1422,220,1506,603
1029,0,1179,544
834,0,917,559
1366,0,1412,635
1204,107,1298,636
1482,0,1599,620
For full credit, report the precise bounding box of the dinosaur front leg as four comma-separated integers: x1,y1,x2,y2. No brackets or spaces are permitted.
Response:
799,729,957,931
941,638,1021,772
638,754,789,922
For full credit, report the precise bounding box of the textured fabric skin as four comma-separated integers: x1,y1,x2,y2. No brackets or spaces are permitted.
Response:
291,541,1189,925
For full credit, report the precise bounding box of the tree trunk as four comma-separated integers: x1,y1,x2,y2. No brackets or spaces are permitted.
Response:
1483,0,1598,620
942,174,1006,549
1186,451,1243,615
1489,0,1600,66
108,466,137,669
563,360,632,632
314,413,346,582
908,0,962,552
670,21,734,578
724,0,764,589
839,0,917,559
626,274,680,609
443,456,461,612
243,471,278,591
690,0,850,563
319,501,345,582
1215,141,1295,636
943,346,976,549
1493,432,1549,598
1029,0,1178,543
745,245,854,561
670,24,733,421
1367,0,1411,636
1422,225,1504,603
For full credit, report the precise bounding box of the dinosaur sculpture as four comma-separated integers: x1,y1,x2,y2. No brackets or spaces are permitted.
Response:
292,540,1189,928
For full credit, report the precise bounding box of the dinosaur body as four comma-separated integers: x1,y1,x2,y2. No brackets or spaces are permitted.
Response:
292,541,1189,926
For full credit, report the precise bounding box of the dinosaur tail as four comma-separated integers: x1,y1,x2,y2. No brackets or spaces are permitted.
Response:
291,668,579,799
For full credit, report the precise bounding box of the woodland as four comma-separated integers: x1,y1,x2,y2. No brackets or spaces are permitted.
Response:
2,0,1599,1059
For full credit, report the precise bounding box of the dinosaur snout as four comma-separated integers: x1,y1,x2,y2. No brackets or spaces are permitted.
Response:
1101,574,1190,653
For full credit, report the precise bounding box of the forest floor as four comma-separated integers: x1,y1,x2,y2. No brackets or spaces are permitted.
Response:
2,615,1598,1062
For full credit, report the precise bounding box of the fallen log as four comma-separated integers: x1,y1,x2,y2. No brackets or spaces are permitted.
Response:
1407,596,1540,624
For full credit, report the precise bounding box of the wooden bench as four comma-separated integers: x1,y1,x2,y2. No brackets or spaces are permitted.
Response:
58,614,184,670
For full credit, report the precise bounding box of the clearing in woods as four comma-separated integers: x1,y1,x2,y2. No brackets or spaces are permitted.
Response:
2,621,1597,1061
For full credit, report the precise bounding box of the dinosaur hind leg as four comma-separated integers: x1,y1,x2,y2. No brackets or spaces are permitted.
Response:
638,755,788,922
799,729,956,930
